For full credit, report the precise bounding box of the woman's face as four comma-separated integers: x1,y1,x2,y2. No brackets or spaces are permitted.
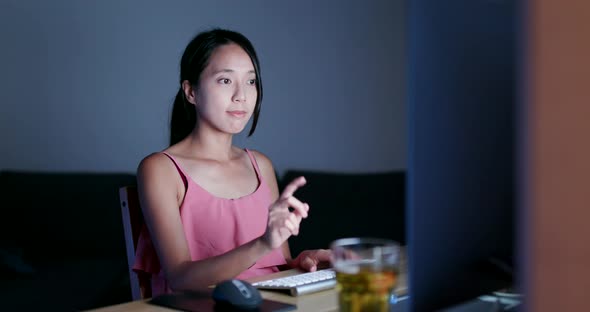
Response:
194,43,258,135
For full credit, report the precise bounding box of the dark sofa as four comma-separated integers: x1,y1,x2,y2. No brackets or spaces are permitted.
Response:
0,169,404,310
281,170,406,256
0,171,136,311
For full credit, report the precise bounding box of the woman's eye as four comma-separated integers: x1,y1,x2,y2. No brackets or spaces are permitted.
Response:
218,78,231,84
248,79,256,85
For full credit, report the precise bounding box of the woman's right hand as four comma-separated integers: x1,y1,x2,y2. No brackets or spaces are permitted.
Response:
261,176,309,249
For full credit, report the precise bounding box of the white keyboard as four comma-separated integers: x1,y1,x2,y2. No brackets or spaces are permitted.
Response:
252,269,337,296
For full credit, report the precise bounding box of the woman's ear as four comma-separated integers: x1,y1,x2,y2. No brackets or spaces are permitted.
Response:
182,80,197,105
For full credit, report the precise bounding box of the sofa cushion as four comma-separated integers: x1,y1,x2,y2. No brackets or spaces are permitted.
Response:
0,258,129,311
280,170,406,256
0,171,136,261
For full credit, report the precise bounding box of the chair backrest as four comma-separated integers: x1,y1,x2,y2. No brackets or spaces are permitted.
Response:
119,185,152,300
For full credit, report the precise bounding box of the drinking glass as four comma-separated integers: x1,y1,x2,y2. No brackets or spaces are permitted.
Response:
330,237,400,312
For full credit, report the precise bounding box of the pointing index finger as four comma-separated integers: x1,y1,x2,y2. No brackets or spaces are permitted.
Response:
280,176,306,200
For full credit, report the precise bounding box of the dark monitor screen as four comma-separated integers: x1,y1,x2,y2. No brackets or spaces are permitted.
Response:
407,0,517,310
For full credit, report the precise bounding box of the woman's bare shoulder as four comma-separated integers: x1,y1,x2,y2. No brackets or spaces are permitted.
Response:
248,149,279,189
248,149,275,172
138,152,169,171
137,152,178,182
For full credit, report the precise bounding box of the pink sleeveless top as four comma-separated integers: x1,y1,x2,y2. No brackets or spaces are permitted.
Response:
132,149,287,295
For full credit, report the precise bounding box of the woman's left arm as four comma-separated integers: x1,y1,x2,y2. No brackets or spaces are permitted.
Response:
251,150,294,264
253,150,332,272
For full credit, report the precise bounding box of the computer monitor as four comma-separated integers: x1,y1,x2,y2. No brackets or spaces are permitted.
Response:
406,0,517,310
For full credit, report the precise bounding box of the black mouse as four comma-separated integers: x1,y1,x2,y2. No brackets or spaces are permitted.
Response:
212,279,263,310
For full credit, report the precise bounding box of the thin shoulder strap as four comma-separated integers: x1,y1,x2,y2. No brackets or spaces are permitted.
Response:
160,152,188,188
244,149,264,182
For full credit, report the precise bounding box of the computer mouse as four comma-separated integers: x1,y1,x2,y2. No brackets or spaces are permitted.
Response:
212,279,263,310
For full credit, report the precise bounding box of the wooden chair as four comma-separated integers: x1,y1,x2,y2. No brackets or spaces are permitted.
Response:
119,185,152,300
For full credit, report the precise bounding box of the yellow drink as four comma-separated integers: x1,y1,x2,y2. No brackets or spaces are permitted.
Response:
331,238,400,312
335,266,398,312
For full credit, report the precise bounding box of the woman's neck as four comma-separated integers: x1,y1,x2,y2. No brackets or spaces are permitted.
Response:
184,129,238,162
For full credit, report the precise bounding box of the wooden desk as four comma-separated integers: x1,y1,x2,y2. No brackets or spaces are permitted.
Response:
89,252,407,312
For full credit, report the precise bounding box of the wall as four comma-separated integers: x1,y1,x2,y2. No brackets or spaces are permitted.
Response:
0,0,406,175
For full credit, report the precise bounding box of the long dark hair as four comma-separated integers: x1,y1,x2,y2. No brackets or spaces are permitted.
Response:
169,29,264,146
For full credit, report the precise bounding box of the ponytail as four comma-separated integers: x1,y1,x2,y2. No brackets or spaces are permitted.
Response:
169,88,196,146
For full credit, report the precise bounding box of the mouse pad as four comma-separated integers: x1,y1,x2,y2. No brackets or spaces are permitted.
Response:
149,291,297,312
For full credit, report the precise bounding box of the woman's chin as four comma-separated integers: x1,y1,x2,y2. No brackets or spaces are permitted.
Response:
228,124,250,134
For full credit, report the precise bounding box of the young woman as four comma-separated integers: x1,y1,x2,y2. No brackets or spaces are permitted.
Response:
133,28,331,295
